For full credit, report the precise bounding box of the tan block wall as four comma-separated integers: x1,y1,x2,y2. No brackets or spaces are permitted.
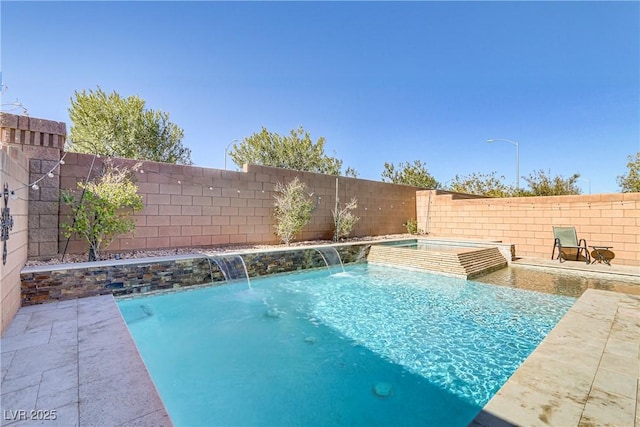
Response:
4,112,637,269
59,154,418,255
0,144,30,334
0,112,65,259
417,190,640,267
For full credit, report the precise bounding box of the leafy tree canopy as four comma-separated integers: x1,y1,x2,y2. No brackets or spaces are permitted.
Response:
521,169,581,196
381,160,440,188
446,170,582,197
344,166,359,178
447,172,516,197
617,151,640,193
230,126,353,176
68,87,192,165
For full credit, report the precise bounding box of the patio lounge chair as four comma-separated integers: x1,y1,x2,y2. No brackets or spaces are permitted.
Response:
551,226,590,264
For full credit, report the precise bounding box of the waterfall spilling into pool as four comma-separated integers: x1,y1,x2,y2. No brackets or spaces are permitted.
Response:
314,246,345,274
208,254,251,289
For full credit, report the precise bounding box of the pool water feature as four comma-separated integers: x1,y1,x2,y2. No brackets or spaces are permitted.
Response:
208,254,252,288
314,246,346,274
118,264,575,426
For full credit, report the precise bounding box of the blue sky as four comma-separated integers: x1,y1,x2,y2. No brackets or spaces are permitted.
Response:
2,1,638,194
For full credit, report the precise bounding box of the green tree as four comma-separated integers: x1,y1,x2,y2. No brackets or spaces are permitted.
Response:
332,197,359,241
272,177,315,245
344,166,359,178
230,126,352,175
381,160,440,188
447,172,515,197
61,161,144,261
68,87,191,164
617,152,640,193
522,169,581,196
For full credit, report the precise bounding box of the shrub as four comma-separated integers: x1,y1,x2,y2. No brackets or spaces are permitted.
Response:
333,197,359,241
61,161,144,261
403,218,421,234
273,177,314,245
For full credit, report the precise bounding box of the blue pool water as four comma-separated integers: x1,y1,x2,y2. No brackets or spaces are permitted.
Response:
118,264,575,426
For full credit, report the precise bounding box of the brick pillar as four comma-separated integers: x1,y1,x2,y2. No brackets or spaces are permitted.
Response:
0,113,66,260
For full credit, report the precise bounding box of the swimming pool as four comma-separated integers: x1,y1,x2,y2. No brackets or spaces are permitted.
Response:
118,263,575,426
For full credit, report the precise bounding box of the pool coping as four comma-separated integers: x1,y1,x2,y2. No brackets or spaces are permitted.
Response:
2,263,638,426
19,236,513,275
470,288,639,427
20,239,382,274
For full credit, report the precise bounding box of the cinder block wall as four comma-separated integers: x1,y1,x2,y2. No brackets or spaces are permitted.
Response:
3,112,638,268
417,190,640,267
0,113,65,260
59,154,418,255
0,145,29,334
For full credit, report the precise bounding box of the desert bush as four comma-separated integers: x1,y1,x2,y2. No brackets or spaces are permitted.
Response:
333,197,359,241
61,161,143,261
273,177,314,245
403,218,422,234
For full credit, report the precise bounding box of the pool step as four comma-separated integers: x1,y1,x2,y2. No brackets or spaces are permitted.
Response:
367,245,507,279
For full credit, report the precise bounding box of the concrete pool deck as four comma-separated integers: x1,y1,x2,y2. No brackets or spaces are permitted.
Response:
471,288,639,427
0,296,171,426
1,261,638,426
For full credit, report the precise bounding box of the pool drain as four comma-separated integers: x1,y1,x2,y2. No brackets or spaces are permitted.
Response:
265,308,283,318
373,382,393,398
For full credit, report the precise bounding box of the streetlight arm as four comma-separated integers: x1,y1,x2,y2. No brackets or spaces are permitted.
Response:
224,139,238,170
486,138,520,190
576,177,591,194
225,140,238,152
487,138,517,147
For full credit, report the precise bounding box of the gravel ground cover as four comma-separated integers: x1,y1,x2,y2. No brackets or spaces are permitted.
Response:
26,234,415,267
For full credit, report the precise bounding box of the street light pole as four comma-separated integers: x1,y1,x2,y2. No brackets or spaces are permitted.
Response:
224,139,238,170
487,138,519,190
577,177,591,194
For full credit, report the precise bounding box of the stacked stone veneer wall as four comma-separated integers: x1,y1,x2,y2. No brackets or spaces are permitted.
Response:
20,243,370,305
59,153,418,255
417,190,640,267
0,145,30,333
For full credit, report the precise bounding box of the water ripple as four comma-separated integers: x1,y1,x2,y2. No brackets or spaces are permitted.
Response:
284,264,575,406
